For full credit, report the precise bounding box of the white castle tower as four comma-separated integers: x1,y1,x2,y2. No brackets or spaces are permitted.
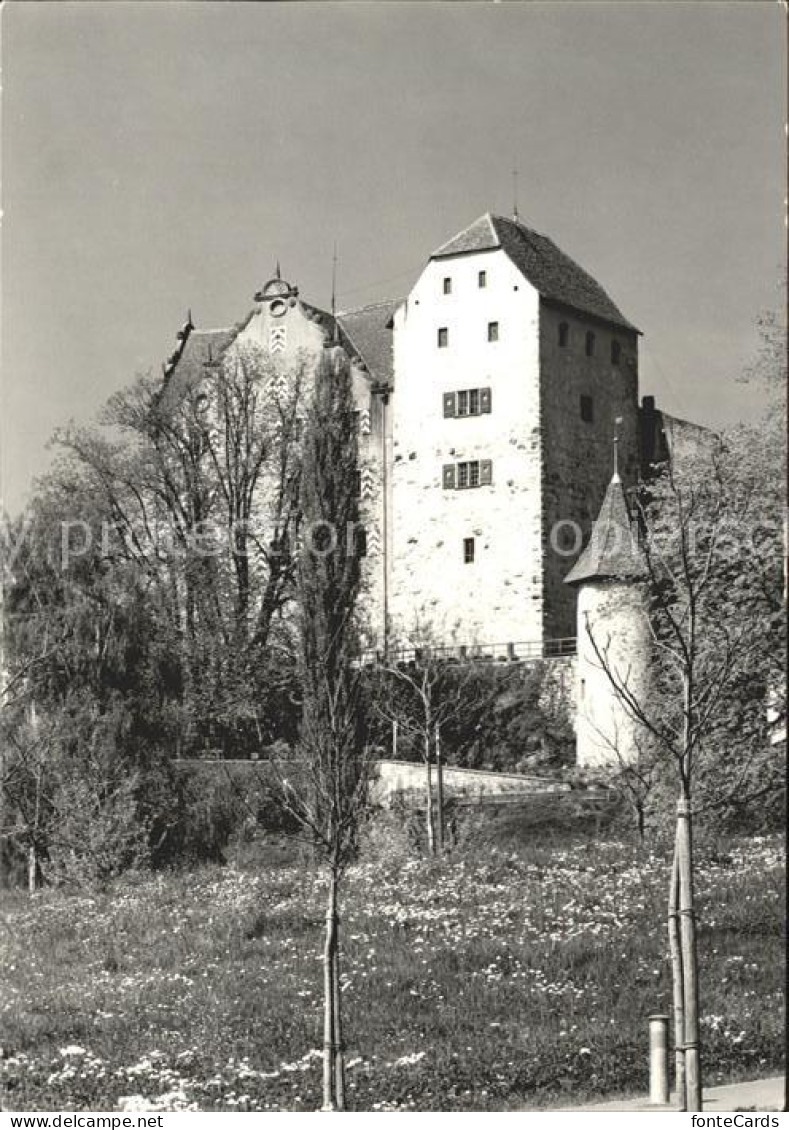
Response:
564,455,649,768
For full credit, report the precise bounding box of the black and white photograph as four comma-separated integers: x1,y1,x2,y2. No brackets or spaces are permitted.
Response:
1,1,785,1118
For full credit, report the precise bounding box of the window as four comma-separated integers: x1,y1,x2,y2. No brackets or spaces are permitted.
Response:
444,460,492,489
438,327,448,348
487,321,499,342
478,270,487,288
354,528,368,558
443,387,492,417
463,537,475,564
558,322,569,347
611,339,621,366
585,330,595,357
443,277,452,295
580,395,594,423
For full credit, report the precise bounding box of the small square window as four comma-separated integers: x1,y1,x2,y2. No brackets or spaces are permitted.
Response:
457,390,469,416
438,327,448,348
478,270,487,288
585,331,595,357
580,395,594,423
487,321,499,343
558,322,569,347
463,537,475,564
611,340,621,365
443,277,452,295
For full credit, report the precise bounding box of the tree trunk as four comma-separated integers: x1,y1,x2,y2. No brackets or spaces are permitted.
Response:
424,731,435,855
27,842,42,894
677,792,702,1111
435,723,445,852
668,826,686,1110
636,800,645,843
322,871,339,1110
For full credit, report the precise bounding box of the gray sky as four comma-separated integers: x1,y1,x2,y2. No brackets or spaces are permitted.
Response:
2,1,785,515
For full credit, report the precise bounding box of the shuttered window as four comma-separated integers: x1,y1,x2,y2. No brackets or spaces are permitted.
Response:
442,386,492,417
444,460,493,489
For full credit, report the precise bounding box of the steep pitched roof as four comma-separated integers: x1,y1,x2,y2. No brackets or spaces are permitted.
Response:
157,325,242,409
564,473,645,585
432,212,638,332
337,299,400,386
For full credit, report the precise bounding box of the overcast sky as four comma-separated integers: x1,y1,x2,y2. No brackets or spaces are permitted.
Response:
2,1,785,514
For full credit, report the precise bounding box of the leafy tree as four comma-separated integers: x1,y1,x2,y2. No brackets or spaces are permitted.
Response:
268,348,372,1110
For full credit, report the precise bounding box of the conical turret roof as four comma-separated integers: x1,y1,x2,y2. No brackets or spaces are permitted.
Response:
564,474,646,585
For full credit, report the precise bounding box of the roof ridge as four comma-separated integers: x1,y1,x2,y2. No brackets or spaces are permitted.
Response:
337,298,402,316
431,212,500,258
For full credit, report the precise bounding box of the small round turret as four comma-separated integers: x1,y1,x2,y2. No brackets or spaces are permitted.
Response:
564,471,649,768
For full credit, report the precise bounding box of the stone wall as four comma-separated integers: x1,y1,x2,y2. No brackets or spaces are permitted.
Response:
539,303,640,640
372,759,569,805
575,579,650,767
388,249,544,646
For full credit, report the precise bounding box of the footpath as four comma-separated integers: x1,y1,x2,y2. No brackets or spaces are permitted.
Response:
539,1075,785,1113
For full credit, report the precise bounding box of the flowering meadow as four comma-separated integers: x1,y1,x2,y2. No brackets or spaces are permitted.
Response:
1,834,784,1111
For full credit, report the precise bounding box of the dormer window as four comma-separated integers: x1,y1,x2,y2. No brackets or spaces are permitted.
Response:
558,322,569,347
585,331,596,357
443,277,452,295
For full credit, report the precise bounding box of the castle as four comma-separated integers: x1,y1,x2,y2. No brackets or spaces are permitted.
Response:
159,211,705,765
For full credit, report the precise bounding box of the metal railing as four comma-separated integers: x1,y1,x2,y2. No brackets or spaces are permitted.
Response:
356,636,576,667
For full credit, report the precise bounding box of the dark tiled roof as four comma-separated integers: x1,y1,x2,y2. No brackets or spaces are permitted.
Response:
432,212,638,332
432,214,499,257
337,299,400,386
157,324,244,410
564,474,645,585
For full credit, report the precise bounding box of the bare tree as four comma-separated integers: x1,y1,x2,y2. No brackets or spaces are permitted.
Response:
371,625,507,853
584,436,784,1111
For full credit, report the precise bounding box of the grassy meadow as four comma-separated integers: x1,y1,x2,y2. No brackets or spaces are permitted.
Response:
1,827,784,1112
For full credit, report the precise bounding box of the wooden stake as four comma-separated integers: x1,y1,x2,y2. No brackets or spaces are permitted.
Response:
435,722,445,852
668,827,686,1110
677,795,703,1112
